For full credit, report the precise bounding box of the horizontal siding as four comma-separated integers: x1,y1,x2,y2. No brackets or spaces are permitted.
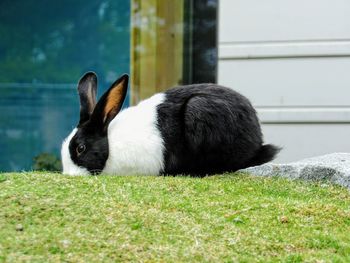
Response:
218,0,350,161
218,57,350,108
219,40,350,59
262,123,350,162
219,0,350,43
258,107,350,123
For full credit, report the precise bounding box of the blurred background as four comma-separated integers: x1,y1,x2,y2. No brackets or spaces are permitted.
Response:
0,0,130,171
1,0,349,171
0,0,217,171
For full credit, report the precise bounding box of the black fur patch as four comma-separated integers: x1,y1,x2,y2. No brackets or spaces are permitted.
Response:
69,123,108,174
157,84,279,176
68,74,128,174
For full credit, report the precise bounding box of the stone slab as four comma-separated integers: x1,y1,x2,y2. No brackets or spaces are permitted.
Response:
242,153,350,189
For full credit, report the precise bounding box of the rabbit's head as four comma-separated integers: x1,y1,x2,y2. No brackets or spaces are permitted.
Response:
61,72,128,175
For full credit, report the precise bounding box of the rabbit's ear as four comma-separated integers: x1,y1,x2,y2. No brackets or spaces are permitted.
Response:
77,72,98,125
90,74,128,132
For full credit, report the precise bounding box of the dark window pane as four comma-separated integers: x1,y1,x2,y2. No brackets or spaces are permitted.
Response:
183,0,218,84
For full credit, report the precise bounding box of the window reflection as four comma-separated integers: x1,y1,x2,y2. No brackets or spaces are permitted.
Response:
0,1,130,171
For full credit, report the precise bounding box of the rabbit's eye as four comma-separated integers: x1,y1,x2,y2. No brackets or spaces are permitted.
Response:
76,144,86,155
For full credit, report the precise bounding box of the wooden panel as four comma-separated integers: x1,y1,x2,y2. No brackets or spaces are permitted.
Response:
131,0,157,103
131,0,184,104
156,1,184,92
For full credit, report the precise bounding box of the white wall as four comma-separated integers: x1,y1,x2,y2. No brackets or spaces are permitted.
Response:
218,0,350,162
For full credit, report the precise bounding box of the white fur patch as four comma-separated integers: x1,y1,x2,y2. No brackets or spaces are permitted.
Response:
61,128,90,176
102,93,165,175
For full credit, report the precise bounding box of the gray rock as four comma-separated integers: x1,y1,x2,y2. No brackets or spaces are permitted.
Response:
242,153,350,189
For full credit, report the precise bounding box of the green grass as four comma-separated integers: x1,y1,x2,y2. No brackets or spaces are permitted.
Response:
1,172,350,262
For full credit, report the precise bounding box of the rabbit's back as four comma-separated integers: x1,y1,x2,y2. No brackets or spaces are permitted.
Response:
157,84,264,176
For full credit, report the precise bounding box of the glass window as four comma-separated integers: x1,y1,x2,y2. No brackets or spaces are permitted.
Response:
0,1,130,171
0,0,217,171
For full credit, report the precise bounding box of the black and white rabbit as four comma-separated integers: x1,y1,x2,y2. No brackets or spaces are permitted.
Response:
61,72,279,176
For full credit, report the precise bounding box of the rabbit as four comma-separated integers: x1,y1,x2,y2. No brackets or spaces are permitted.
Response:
61,72,280,176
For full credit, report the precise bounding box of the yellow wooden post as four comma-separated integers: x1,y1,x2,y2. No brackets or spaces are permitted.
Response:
131,0,184,105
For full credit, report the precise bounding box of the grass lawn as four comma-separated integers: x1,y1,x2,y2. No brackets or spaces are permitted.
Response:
1,172,350,262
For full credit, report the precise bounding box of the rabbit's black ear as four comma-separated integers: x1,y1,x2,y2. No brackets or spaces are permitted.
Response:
90,74,129,132
77,72,97,125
